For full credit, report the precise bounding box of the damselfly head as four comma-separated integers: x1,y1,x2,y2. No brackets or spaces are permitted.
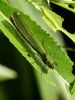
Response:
47,61,56,69
68,4,75,9
27,53,31,57
41,54,56,69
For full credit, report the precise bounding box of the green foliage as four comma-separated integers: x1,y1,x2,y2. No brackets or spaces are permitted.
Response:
0,0,75,100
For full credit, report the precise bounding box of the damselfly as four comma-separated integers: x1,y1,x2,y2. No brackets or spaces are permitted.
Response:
10,12,55,69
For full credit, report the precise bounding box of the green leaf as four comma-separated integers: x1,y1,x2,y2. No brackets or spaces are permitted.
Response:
40,6,64,31
40,5,75,43
0,11,74,85
30,0,42,4
0,0,15,17
69,80,75,94
20,13,74,83
72,92,75,100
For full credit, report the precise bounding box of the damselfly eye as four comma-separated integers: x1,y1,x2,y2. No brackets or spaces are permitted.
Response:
68,4,75,9
27,54,31,57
